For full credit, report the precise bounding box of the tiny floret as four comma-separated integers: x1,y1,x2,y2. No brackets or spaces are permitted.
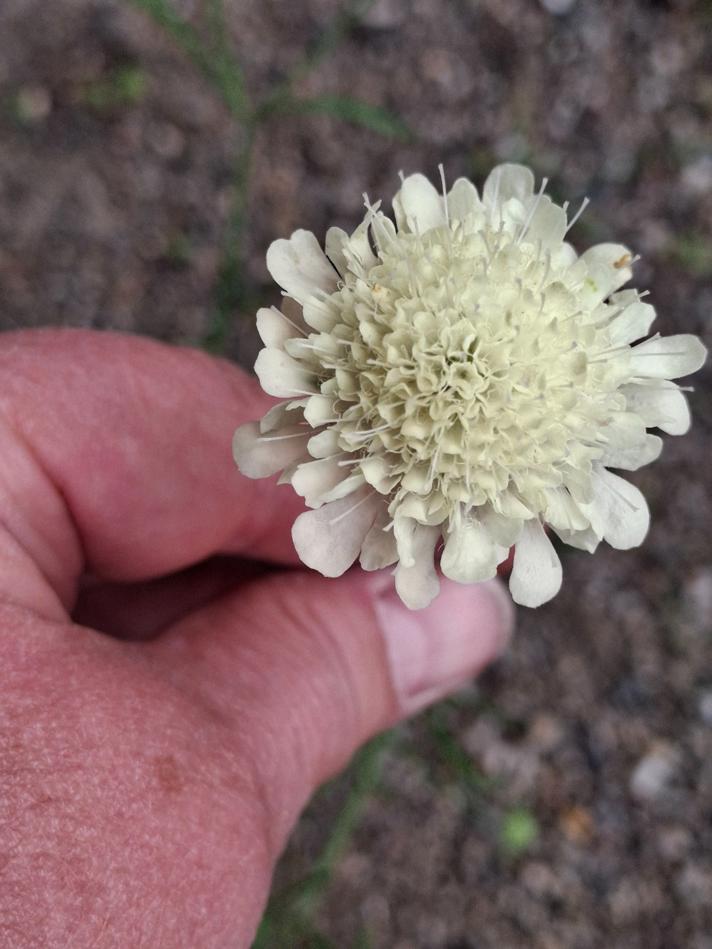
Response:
233,164,707,608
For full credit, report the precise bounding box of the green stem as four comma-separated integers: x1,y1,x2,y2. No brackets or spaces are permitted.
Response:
202,122,256,353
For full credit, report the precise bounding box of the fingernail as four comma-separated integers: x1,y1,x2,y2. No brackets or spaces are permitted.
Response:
373,577,514,715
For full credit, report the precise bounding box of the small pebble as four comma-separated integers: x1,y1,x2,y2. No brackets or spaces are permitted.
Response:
16,85,52,123
539,0,577,14
630,743,680,801
698,690,712,726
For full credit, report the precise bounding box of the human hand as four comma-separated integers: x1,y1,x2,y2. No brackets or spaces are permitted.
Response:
0,329,513,948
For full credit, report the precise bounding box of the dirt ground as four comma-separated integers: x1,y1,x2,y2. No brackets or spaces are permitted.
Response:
1,0,712,946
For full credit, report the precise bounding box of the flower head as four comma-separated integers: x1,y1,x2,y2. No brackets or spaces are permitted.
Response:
233,164,707,608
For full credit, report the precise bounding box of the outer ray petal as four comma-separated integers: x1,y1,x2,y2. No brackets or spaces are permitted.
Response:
254,349,318,398
393,173,446,234
581,468,650,550
629,334,707,379
553,525,600,553
291,457,352,508
483,163,535,206
600,434,663,471
256,306,305,349
292,488,380,577
446,177,482,221
607,299,656,346
266,229,338,304
233,422,310,479
360,507,398,571
441,519,506,583
580,243,633,302
509,520,563,608
621,383,691,435
394,522,441,609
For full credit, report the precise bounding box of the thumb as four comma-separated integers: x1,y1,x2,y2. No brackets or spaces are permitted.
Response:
158,568,513,853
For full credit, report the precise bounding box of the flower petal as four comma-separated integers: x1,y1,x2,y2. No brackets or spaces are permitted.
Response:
542,488,589,531
601,434,663,471
394,522,441,609
483,163,535,206
259,399,307,434
319,472,366,504
291,457,352,508
607,298,656,346
509,520,563,608
629,334,707,379
324,226,349,276
553,526,600,554
441,519,506,584
526,196,568,246
360,507,398,571
304,393,336,428
307,428,340,458
621,382,691,435
581,468,650,550
447,177,482,221
393,173,446,234
581,243,633,302
232,422,310,479
551,242,578,269
292,488,380,577
256,306,305,349
479,505,524,547
254,348,318,398
599,411,648,453
266,229,338,304
344,219,378,271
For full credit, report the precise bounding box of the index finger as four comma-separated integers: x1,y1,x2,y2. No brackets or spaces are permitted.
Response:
0,329,304,602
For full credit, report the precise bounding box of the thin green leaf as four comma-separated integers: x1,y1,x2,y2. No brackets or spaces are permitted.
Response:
128,0,249,118
284,95,411,140
425,705,494,797
257,732,395,941
202,126,256,353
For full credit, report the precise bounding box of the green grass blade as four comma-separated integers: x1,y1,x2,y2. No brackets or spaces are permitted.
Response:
255,732,395,943
282,94,411,141
129,0,249,118
425,704,493,796
314,730,394,875
201,126,256,353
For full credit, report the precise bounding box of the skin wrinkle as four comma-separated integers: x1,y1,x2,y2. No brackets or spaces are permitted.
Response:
0,414,82,620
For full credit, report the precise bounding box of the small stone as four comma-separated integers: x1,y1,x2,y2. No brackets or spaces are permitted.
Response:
420,49,475,101
528,713,565,752
146,122,186,160
681,156,712,195
675,864,712,909
559,805,594,844
684,568,712,632
657,825,692,862
698,690,712,726
362,0,407,29
15,85,52,124
539,0,577,13
629,742,681,802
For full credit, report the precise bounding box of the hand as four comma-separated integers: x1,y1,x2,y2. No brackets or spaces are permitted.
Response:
0,329,513,948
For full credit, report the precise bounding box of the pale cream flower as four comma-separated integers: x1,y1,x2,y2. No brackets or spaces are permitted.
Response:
233,164,707,608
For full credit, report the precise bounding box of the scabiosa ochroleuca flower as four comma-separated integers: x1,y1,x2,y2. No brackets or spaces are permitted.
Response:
233,164,707,608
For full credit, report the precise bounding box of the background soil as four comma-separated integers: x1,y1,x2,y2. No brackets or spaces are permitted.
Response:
1,0,711,946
